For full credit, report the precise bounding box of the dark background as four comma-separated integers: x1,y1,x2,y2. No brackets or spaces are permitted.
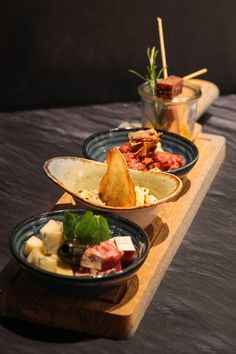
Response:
0,0,235,111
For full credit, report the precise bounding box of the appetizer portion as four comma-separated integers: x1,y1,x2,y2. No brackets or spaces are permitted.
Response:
156,75,183,99
130,43,204,138
78,147,159,208
129,47,184,100
24,211,137,277
43,155,183,228
99,148,136,207
119,128,184,172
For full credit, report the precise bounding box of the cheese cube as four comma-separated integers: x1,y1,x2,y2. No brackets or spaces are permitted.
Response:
56,259,73,276
40,220,63,236
24,235,43,256
113,236,137,266
38,255,58,273
40,220,63,255
113,236,135,251
27,247,45,266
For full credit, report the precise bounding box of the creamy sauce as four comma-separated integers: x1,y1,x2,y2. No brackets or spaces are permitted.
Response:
78,186,158,206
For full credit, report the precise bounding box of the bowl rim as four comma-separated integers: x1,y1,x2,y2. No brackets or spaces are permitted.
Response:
81,127,199,176
9,209,150,285
43,157,183,211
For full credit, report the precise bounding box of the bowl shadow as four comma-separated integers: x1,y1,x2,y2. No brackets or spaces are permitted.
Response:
145,215,170,247
0,261,139,341
178,176,191,197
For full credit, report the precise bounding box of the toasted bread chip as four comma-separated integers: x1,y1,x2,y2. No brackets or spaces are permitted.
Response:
130,141,157,157
128,129,162,142
99,148,136,207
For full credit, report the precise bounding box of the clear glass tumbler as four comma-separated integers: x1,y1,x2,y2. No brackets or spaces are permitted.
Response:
138,81,202,140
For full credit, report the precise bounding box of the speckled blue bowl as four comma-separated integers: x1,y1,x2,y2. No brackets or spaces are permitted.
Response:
9,209,149,295
82,128,199,178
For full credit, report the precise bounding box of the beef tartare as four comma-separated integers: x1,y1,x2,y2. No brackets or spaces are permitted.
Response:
119,129,184,172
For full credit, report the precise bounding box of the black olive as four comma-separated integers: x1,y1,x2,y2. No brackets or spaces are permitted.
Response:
58,241,86,266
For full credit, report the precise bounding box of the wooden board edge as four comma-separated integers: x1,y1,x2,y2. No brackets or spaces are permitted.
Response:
103,135,226,337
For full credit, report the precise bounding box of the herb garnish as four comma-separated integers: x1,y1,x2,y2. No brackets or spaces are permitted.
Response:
129,46,164,96
63,210,111,245
63,210,79,240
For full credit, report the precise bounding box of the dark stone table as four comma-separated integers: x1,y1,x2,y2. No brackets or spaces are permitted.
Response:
0,96,235,353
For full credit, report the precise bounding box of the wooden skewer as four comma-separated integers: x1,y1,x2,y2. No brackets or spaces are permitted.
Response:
183,68,208,81
157,17,168,79
156,18,207,83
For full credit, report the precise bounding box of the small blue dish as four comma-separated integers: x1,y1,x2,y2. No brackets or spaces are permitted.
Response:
82,128,199,178
9,209,149,295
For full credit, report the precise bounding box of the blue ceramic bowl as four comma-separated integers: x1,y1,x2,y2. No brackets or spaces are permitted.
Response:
9,209,149,295
82,128,199,178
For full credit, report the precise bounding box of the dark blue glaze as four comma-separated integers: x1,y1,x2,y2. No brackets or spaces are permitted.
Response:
82,128,199,177
9,209,149,295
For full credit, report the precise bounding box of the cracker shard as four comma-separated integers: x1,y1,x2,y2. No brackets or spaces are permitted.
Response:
99,148,136,207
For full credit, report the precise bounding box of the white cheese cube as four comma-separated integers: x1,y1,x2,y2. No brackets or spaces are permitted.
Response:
38,255,58,273
24,235,43,256
27,247,45,266
42,231,63,255
56,259,73,276
40,220,63,235
113,236,135,251
40,220,63,255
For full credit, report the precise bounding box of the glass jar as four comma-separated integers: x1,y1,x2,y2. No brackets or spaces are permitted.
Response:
138,81,202,140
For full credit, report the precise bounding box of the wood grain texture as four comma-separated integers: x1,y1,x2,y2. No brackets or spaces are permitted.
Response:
0,132,225,338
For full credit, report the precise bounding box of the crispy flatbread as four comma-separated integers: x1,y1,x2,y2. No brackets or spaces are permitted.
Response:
99,148,136,207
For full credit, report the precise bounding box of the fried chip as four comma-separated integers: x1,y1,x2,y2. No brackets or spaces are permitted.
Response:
128,129,162,157
128,129,162,142
130,141,157,157
99,148,136,207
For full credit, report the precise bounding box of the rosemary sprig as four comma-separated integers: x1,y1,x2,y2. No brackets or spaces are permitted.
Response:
129,46,164,96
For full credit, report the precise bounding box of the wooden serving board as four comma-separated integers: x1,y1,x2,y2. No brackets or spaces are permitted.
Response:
0,131,225,338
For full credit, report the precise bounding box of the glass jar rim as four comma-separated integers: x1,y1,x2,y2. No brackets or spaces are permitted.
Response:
138,81,202,104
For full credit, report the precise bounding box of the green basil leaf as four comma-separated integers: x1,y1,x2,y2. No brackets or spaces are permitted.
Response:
63,210,79,240
96,215,111,242
74,211,111,245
